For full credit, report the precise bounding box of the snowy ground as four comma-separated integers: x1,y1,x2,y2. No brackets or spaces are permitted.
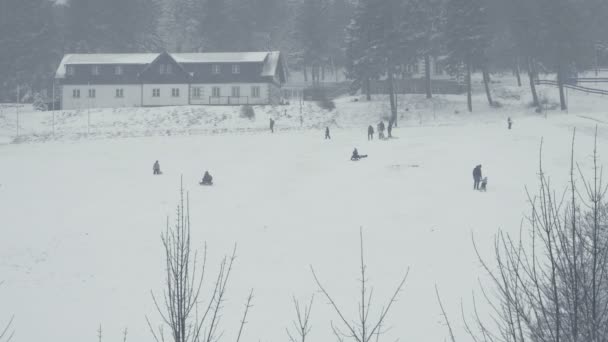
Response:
1,78,608,342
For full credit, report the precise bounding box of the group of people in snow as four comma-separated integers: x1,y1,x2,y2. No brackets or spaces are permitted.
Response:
367,121,392,140
153,160,213,186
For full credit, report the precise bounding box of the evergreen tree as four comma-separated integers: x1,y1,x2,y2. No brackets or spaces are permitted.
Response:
0,0,60,101
445,0,492,112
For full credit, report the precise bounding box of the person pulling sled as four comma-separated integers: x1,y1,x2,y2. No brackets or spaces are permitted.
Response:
200,171,213,186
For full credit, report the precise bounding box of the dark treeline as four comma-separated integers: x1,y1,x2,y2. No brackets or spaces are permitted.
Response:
1,0,608,111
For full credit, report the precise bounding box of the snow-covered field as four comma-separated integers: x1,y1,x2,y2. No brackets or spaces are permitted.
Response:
1,79,608,342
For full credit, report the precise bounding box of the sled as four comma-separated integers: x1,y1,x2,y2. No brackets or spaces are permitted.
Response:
199,181,214,186
350,155,368,161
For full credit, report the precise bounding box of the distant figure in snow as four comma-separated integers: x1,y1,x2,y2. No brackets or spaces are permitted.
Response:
367,125,374,140
270,118,275,133
351,148,368,161
508,117,513,130
479,177,488,192
387,120,393,138
153,160,161,175
378,121,385,140
473,164,482,190
325,127,331,139
201,171,213,186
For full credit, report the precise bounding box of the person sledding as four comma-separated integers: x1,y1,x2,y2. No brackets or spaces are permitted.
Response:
351,148,368,161
153,160,162,175
200,171,213,186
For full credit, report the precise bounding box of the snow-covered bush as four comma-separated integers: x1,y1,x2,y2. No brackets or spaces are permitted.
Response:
240,105,255,120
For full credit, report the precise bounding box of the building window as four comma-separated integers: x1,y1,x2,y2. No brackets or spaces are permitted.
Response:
172,88,180,97
232,64,240,74
212,87,221,97
92,66,100,75
88,89,96,98
115,89,124,98
152,88,160,97
231,86,240,97
212,65,221,74
160,64,173,75
251,86,260,98
72,89,80,98
192,87,202,99
115,66,123,75
67,66,75,76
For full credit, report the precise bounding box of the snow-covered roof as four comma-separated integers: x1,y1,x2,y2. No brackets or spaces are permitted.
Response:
261,51,281,77
55,51,285,80
173,52,272,64
55,53,159,78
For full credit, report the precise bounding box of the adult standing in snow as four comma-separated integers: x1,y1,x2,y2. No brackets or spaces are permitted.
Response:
378,121,385,140
153,160,161,175
508,117,513,130
387,120,393,138
367,125,374,140
270,118,275,133
473,165,482,190
325,127,331,139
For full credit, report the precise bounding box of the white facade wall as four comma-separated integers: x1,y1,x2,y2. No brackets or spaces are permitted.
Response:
60,83,281,109
61,84,142,110
142,84,190,106
189,83,271,105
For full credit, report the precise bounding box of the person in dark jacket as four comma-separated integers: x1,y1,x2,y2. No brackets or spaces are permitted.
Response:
153,160,161,175
508,117,513,130
378,121,386,140
270,118,275,133
351,148,368,161
325,127,331,139
201,171,213,185
367,125,374,140
473,165,482,190
387,121,393,138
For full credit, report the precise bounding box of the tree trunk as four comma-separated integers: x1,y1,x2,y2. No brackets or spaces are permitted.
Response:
303,65,308,83
466,60,472,112
482,67,493,107
365,78,371,101
424,54,432,99
388,67,397,126
515,57,522,87
557,62,567,111
321,65,325,81
527,57,540,109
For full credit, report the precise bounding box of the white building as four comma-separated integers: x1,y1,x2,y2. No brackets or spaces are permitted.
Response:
55,51,287,110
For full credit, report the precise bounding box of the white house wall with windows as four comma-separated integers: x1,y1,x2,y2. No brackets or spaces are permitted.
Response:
55,51,287,110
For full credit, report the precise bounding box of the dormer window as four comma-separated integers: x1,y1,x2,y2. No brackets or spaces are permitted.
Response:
115,65,123,75
212,65,221,74
160,64,173,75
66,66,75,76
232,64,240,74
91,66,100,75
